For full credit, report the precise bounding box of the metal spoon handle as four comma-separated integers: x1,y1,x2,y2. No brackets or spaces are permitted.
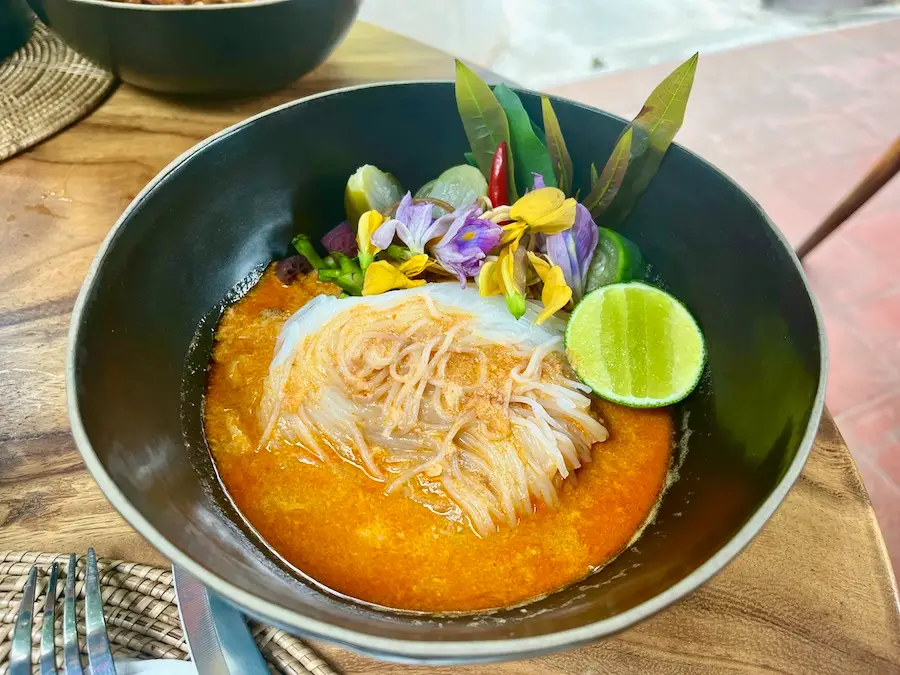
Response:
173,565,268,675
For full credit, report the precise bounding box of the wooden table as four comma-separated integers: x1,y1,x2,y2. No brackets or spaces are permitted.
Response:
1,22,899,675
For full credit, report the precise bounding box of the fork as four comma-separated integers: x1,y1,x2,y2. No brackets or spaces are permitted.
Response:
9,549,116,675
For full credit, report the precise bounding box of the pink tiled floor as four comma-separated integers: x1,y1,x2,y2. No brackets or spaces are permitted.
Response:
551,18,900,578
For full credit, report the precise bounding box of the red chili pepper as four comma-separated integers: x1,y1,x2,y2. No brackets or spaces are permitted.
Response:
488,142,509,207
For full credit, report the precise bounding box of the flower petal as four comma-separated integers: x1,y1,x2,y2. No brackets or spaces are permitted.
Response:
362,260,426,295
431,215,502,286
398,253,431,277
530,172,546,191
397,200,439,254
509,187,566,224
543,202,598,300
386,192,461,255
477,258,502,296
499,220,527,246
527,252,573,324
371,218,399,250
528,197,577,234
357,210,384,270
394,192,414,223
499,240,527,319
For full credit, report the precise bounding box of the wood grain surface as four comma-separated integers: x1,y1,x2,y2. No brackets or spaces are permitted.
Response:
1,21,898,674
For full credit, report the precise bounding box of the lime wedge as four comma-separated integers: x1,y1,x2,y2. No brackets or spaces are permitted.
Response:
565,282,705,408
345,165,403,225
584,227,645,293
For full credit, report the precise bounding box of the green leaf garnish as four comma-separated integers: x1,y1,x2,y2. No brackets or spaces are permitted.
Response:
493,84,557,194
463,152,477,168
530,118,546,145
584,128,632,214
454,60,518,201
540,96,573,195
592,52,698,226
589,162,598,186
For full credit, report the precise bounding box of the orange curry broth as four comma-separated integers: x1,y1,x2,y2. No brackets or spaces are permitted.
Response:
204,266,674,612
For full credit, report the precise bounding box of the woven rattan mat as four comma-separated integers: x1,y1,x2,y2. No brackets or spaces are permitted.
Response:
0,552,336,675
0,21,116,162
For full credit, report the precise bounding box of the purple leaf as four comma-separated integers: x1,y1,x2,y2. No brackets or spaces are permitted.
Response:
275,255,312,284
321,221,358,256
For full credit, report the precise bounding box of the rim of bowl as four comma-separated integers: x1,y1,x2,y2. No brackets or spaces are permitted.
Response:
60,0,297,11
67,80,829,662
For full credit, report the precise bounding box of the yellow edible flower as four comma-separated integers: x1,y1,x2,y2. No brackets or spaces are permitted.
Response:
356,210,384,271
499,220,528,247
509,187,576,235
527,252,573,325
477,259,500,296
362,254,429,296
479,187,576,322
397,254,430,277
477,239,527,319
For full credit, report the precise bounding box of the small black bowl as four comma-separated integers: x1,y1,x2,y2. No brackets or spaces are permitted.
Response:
0,0,34,60
27,0,361,95
68,82,826,662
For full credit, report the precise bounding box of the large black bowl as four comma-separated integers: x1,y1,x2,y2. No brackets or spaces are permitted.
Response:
68,83,827,662
27,0,360,95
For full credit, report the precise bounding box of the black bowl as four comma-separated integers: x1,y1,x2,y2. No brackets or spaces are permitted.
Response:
0,0,33,60
68,82,827,662
27,0,360,95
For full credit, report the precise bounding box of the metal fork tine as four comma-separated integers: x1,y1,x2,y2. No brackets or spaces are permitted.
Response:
9,566,37,675
64,554,83,675
85,548,117,675
41,562,60,675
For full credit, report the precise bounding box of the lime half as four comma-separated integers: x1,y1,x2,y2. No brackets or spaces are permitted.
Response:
565,282,705,408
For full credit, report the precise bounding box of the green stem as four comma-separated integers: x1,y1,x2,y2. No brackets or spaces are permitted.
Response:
292,235,327,270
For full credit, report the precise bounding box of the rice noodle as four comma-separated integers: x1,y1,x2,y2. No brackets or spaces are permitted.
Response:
257,284,608,537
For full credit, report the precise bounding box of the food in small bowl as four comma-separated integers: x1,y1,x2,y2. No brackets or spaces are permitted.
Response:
69,62,826,662
27,0,361,94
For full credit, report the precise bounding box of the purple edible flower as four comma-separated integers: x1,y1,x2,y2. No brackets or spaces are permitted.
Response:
321,221,357,256
542,202,598,301
431,209,502,286
371,192,451,254
531,172,546,191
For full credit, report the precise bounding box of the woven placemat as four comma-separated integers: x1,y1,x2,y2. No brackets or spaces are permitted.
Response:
0,552,336,675
0,21,116,162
